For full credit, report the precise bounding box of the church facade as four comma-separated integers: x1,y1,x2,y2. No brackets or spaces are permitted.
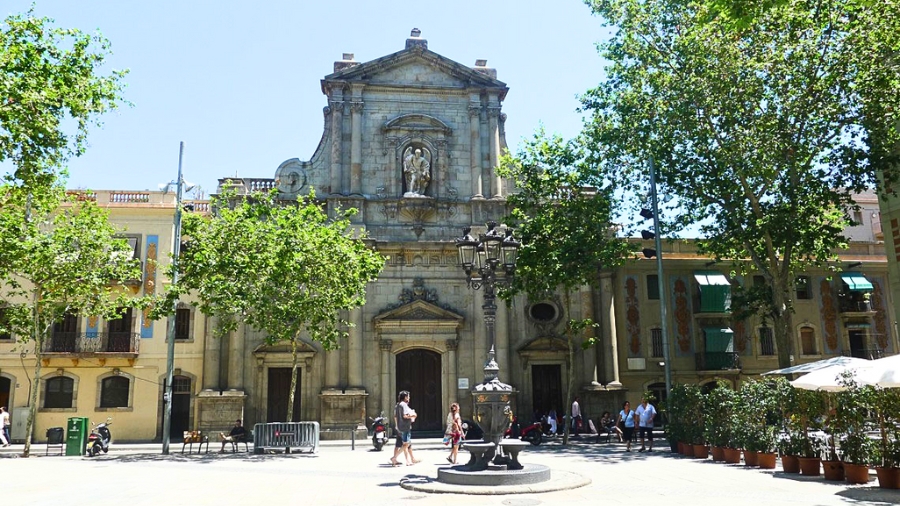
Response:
1,30,896,443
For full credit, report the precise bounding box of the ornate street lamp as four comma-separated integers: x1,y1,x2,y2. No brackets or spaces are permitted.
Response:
455,221,520,465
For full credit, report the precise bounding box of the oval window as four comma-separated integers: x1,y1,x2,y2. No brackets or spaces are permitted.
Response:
529,302,557,322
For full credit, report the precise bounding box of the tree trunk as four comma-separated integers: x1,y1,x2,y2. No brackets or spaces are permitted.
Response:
287,335,299,422
562,290,576,446
771,279,795,370
23,294,42,458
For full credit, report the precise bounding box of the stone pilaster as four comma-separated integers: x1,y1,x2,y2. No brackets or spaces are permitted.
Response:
329,91,344,194
201,315,221,390
599,273,621,386
348,306,363,388
379,339,393,417
227,324,245,390
581,284,600,386
325,345,340,388
349,84,365,195
469,103,483,199
446,339,458,405
488,105,502,199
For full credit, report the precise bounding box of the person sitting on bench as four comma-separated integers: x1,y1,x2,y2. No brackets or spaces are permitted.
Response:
219,419,248,452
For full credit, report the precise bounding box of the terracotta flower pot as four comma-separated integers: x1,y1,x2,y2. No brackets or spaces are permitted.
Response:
843,463,870,484
875,467,900,489
682,443,694,457
711,446,725,462
723,447,742,464
781,454,801,474
677,442,685,454
743,449,759,466
823,460,845,481
692,444,709,459
798,457,822,476
757,452,777,469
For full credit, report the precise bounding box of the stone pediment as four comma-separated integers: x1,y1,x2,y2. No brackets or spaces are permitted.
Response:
322,48,508,98
374,299,463,327
253,340,318,355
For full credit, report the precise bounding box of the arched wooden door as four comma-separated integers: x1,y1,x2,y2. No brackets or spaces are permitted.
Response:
396,349,441,432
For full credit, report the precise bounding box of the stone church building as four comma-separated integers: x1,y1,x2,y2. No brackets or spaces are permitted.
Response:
200,29,620,435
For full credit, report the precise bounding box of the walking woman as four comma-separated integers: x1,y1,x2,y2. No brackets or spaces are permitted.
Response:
445,402,463,464
617,400,636,452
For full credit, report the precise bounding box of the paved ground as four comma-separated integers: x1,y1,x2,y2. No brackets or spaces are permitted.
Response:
4,437,899,506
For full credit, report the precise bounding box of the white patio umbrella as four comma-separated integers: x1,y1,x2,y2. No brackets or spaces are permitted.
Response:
854,353,900,388
762,356,869,376
789,363,874,391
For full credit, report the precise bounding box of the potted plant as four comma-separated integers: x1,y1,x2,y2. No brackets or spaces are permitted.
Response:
704,383,738,462
737,379,781,469
791,388,827,476
872,387,900,489
666,384,688,455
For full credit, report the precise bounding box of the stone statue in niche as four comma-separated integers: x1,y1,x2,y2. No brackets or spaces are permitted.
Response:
402,146,431,197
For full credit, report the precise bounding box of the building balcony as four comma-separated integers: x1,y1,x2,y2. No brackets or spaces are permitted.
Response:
41,332,140,356
838,299,876,315
695,351,741,372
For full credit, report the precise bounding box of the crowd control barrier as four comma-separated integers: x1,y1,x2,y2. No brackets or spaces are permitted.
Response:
253,422,319,454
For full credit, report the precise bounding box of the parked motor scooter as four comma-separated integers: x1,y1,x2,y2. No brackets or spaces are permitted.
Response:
369,414,389,451
86,418,112,457
504,416,543,445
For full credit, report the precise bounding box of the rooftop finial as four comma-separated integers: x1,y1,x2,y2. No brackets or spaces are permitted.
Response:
406,28,427,51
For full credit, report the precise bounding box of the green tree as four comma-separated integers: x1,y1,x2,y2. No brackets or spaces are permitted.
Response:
0,184,144,457
498,132,634,445
582,0,877,369
166,190,384,421
0,9,127,186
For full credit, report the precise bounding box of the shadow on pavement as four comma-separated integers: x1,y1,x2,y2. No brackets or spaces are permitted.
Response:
105,451,318,464
836,486,900,504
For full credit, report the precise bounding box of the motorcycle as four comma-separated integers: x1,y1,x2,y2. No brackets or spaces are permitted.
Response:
86,418,112,457
504,416,543,445
369,414,389,451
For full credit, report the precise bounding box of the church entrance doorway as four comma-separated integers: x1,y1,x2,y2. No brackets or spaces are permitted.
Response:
396,349,441,433
531,364,562,419
267,367,302,422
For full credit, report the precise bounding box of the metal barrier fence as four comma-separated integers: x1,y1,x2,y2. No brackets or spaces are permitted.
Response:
253,422,319,454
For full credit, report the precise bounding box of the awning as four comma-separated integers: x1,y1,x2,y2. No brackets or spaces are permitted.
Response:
694,271,730,286
841,272,874,292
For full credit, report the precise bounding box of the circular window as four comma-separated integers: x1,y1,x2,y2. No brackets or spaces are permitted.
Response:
529,302,558,323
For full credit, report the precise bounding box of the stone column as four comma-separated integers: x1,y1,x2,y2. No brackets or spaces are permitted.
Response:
348,306,363,388
380,339,393,416
488,104,502,199
227,324,245,390
325,346,340,388
349,85,364,195
329,90,344,194
469,103,483,199
446,339,458,405
201,315,221,390
599,272,621,386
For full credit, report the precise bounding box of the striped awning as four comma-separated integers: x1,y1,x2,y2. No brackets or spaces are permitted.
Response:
841,273,874,292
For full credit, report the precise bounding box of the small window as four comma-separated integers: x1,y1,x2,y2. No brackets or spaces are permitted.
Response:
759,327,775,356
172,376,192,394
795,276,812,300
650,328,664,357
175,308,191,340
853,210,863,225
117,235,141,260
45,377,74,408
646,275,660,300
800,326,817,355
100,376,130,408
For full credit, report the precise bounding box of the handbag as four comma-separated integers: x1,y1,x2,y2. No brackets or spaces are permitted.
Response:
442,435,451,445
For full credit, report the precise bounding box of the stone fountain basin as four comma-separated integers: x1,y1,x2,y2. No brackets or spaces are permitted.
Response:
437,463,550,486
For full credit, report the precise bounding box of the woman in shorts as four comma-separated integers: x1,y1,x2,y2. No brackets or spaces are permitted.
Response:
617,400,636,452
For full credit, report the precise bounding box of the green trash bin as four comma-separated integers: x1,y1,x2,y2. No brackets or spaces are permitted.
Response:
66,417,89,456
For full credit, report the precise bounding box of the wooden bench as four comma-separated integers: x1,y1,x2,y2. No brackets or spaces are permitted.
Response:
182,431,209,454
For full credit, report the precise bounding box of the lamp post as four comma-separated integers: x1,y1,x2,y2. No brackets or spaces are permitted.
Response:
161,142,189,455
455,221,520,464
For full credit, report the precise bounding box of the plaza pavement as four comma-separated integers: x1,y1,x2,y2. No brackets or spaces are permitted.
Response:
2,437,898,506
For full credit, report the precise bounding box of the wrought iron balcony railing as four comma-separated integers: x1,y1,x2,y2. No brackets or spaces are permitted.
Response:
839,299,875,313
695,351,741,371
41,332,140,355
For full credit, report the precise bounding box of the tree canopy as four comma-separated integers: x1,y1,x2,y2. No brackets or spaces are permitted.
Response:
498,131,634,444
0,9,128,186
166,190,384,420
581,0,892,368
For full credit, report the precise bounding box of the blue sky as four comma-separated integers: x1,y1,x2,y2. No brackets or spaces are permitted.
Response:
4,1,613,198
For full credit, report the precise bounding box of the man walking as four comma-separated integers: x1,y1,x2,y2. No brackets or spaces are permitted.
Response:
390,391,419,466
0,407,9,446
635,396,657,452
571,396,582,436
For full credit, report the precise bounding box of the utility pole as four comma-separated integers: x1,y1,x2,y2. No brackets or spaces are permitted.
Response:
162,142,185,454
649,156,673,396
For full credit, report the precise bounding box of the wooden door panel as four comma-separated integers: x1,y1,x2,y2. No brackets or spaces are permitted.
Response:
396,349,441,432
267,368,301,422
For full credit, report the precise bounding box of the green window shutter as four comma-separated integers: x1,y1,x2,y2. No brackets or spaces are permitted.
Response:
694,271,731,312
